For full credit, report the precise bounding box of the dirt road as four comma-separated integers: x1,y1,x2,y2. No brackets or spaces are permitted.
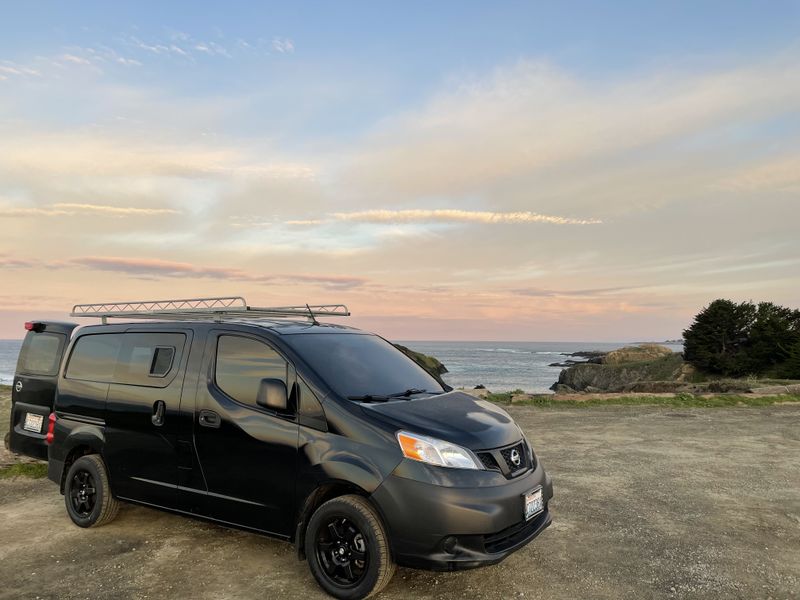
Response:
2,404,799,599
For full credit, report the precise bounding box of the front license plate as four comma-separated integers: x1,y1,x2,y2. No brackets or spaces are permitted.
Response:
23,412,44,433
524,488,544,520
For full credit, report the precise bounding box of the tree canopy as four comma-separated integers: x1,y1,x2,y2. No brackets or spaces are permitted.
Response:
683,299,800,376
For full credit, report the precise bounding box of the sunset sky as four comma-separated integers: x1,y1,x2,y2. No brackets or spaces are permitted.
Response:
1,2,798,341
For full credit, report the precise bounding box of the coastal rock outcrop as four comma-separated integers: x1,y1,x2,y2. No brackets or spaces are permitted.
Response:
551,345,684,393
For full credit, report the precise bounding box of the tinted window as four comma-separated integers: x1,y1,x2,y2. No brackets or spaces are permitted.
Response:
115,333,185,386
215,335,287,406
151,347,175,376
18,332,65,376
66,334,124,382
298,375,323,418
285,333,444,398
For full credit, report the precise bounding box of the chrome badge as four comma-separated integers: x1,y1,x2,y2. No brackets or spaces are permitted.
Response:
510,448,521,467
15,380,23,393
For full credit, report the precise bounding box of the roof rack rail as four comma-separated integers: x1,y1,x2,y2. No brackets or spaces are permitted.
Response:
70,296,350,324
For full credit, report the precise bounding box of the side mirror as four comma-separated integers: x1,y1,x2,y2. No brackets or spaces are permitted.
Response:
256,378,288,411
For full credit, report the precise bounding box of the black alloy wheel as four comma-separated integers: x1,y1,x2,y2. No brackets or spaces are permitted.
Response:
315,516,369,588
305,495,395,599
63,454,120,528
69,469,97,518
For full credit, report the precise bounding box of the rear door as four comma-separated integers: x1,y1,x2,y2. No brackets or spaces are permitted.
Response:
9,321,77,459
192,330,299,535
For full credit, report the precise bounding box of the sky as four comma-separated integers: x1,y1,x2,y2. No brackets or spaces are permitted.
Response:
1,1,799,341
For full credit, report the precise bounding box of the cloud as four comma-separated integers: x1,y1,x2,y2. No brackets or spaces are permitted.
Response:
717,155,800,193
343,56,800,213
59,54,91,65
0,60,41,80
271,37,295,54
68,256,367,290
330,209,601,226
52,203,179,216
0,203,179,217
0,256,36,268
0,132,314,179
513,286,637,298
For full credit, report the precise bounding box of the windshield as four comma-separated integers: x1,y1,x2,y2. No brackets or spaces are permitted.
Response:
286,333,445,399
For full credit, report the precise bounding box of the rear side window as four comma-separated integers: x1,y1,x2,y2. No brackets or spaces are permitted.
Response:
18,332,65,376
66,334,124,382
115,333,185,386
215,335,287,407
66,332,185,386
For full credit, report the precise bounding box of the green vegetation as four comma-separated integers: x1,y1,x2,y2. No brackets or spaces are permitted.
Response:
393,344,448,378
0,463,48,479
488,393,800,409
484,389,526,403
684,299,800,377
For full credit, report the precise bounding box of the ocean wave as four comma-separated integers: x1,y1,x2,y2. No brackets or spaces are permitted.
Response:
477,348,531,354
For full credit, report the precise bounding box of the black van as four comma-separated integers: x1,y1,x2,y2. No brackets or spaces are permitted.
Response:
13,297,553,599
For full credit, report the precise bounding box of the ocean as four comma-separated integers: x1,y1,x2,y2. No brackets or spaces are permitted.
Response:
0,339,682,393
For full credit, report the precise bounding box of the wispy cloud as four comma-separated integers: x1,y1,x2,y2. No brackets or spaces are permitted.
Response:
59,53,91,65
69,256,367,290
0,203,179,218
271,37,295,54
330,209,601,226
0,60,41,80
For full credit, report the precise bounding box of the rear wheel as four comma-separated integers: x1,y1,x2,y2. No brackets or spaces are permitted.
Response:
305,495,395,599
64,455,119,527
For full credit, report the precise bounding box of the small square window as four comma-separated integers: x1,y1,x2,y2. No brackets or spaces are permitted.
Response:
150,347,175,377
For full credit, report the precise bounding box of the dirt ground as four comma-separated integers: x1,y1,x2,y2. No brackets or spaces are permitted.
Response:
1,402,799,599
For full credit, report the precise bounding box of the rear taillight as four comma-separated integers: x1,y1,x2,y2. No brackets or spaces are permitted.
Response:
24,321,45,332
46,412,56,444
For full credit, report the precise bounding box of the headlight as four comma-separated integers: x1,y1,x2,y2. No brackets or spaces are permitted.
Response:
396,431,481,470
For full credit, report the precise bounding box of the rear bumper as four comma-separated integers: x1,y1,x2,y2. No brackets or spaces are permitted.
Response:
371,460,553,570
8,401,50,460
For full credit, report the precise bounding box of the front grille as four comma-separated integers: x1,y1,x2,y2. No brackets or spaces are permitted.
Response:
477,440,535,478
478,452,499,470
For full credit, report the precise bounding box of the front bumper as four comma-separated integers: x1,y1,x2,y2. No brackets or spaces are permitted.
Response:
370,458,553,570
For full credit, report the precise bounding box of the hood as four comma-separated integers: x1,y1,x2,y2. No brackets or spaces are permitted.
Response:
361,391,521,450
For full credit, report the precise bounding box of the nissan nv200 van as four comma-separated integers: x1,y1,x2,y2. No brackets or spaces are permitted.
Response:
12,297,553,599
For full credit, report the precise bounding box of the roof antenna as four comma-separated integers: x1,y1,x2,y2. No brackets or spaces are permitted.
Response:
305,303,319,325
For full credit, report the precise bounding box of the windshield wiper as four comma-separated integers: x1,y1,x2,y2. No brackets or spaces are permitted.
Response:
347,394,390,403
387,388,443,398
349,389,444,403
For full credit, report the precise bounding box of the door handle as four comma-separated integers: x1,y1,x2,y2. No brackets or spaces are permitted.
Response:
198,409,221,429
151,401,166,427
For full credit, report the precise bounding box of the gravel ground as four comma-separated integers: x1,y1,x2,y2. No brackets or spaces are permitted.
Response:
1,403,799,599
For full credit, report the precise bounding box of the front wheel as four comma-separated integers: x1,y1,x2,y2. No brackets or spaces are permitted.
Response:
305,495,395,599
64,454,120,528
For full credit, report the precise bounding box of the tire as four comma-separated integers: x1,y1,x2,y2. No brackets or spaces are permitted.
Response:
305,494,395,600
64,454,120,528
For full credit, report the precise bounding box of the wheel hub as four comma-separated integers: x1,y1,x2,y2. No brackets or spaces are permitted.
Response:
315,516,369,586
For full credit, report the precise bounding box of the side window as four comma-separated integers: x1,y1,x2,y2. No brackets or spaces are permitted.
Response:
66,334,124,382
18,332,65,376
115,333,185,387
215,335,287,407
298,375,324,418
